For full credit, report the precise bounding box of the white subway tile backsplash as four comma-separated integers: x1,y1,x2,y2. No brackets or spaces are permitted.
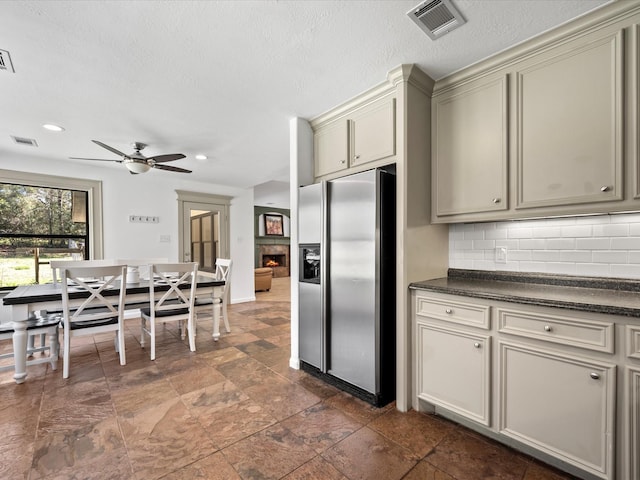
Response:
532,227,562,238
610,237,640,250
592,224,629,237
592,251,628,263
576,238,610,250
560,225,592,237
448,213,640,280
473,240,495,250
545,238,576,250
518,239,546,250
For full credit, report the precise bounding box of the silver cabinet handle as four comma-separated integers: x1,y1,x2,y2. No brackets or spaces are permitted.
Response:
544,325,552,332
600,186,610,192
474,342,481,348
590,372,600,380
340,159,346,164
445,308,453,314
492,198,501,204
354,154,360,160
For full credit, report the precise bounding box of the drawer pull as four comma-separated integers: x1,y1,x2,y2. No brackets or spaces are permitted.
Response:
473,342,481,348
590,372,600,380
544,325,552,332
445,308,453,314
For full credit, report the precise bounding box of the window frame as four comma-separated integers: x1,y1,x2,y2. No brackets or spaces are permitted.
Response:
0,169,104,264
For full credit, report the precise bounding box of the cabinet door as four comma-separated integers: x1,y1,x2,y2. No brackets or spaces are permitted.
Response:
350,97,395,167
629,367,640,480
417,322,491,425
516,31,623,209
314,119,349,177
499,342,615,479
433,76,508,216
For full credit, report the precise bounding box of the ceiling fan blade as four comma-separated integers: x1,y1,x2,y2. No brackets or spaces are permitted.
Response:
92,140,128,158
147,153,186,163
69,157,123,163
153,164,192,174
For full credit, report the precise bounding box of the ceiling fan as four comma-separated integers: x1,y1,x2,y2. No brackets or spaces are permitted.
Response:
70,140,192,174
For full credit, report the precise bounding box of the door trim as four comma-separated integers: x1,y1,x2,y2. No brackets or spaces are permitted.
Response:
176,190,231,262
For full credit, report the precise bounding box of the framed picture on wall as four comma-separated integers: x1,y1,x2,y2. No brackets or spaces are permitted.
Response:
264,213,284,236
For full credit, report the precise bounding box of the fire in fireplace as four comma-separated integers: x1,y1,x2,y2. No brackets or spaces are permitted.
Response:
263,254,286,268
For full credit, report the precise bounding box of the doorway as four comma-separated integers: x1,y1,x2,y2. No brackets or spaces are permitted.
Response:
176,191,231,269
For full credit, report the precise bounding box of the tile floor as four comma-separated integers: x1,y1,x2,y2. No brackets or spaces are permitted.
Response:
0,277,581,480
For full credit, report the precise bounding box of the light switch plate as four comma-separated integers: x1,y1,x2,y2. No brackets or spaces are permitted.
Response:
495,247,507,263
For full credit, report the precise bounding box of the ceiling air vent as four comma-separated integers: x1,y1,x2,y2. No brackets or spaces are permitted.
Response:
0,49,15,73
407,0,466,40
11,136,38,147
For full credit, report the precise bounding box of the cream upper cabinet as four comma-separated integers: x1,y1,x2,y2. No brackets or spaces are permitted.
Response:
314,119,349,178
350,97,396,168
433,76,508,217
516,31,624,209
429,1,640,223
313,95,396,179
499,342,616,480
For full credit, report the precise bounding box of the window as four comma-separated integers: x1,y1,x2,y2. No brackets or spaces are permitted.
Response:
0,170,103,288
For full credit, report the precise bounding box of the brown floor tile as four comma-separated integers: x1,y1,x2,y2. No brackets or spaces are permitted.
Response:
322,427,419,480
283,455,349,480
199,346,248,367
222,423,316,479
166,364,226,395
111,376,179,417
196,398,278,448
425,428,528,480
119,396,216,480
217,356,284,389
181,380,250,418
280,403,363,454
368,409,453,458
245,378,322,421
161,451,242,479
30,416,130,480
403,460,456,480
323,391,392,425
523,461,582,479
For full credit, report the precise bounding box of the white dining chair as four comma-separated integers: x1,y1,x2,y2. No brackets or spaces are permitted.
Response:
0,311,61,373
51,259,117,284
195,258,232,336
140,262,198,360
60,264,128,378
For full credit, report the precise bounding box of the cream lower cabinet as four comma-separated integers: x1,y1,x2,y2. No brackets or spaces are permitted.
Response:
414,293,491,425
628,367,640,480
416,322,491,425
499,342,616,480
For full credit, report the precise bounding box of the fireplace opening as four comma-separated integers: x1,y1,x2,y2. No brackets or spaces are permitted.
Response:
263,254,286,268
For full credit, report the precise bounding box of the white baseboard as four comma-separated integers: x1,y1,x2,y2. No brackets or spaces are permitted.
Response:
230,296,255,304
289,357,300,370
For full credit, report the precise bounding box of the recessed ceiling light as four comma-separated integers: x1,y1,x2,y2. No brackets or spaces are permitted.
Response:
195,154,207,160
42,124,65,132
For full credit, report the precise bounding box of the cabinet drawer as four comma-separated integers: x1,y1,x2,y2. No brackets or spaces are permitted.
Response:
627,325,640,360
497,308,614,353
415,295,490,329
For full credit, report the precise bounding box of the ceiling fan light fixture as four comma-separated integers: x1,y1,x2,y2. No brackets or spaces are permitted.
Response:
125,160,151,174
195,154,207,160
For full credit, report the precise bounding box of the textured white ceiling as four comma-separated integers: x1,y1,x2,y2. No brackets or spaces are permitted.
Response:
0,0,610,195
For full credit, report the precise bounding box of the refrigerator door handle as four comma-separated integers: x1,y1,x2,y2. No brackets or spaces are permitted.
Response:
320,180,328,373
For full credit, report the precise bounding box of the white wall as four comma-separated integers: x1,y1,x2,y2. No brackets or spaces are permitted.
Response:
450,213,640,279
0,154,255,304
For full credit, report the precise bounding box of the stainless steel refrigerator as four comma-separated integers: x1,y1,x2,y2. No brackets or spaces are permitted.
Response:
298,167,396,406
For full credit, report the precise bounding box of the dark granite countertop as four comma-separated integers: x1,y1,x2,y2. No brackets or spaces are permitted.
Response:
409,269,640,318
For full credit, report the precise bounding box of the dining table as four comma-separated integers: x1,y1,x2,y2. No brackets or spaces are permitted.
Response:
3,275,225,384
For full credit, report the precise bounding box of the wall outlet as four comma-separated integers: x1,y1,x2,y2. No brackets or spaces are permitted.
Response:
159,235,171,243
495,247,507,263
